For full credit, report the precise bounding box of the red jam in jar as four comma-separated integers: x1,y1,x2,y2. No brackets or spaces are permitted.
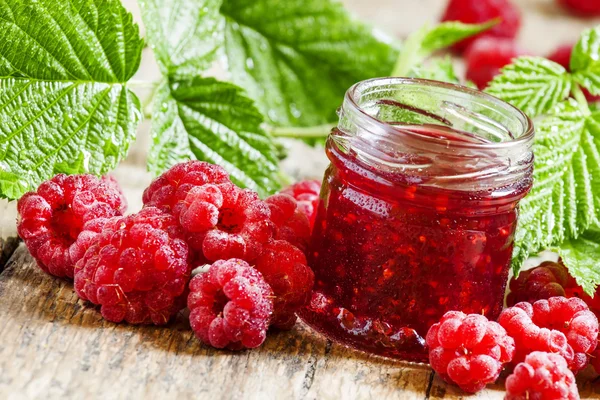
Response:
299,78,534,362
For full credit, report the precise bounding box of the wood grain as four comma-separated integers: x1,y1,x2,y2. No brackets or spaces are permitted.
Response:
0,247,434,400
3,246,600,399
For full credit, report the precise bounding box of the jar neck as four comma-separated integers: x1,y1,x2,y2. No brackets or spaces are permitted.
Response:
332,78,534,194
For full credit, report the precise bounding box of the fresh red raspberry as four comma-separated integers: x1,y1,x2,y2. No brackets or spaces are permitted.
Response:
254,240,315,330
74,207,191,325
281,180,321,230
187,259,274,350
557,0,600,16
548,43,600,102
440,0,521,53
142,160,230,213
17,174,126,278
498,297,599,372
265,193,311,253
507,261,571,306
505,352,579,400
425,311,515,393
177,183,274,262
465,37,528,89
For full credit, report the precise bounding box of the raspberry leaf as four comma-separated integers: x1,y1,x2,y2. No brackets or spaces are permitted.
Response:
421,20,498,54
140,0,281,195
555,228,600,295
221,0,399,127
512,100,600,272
409,56,461,84
393,20,496,77
486,57,572,117
139,0,222,78
148,77,280,197
0,0,143,200
571,27,600,96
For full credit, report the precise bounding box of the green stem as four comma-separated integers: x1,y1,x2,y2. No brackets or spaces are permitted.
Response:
572,84,591,116
267,124,334,139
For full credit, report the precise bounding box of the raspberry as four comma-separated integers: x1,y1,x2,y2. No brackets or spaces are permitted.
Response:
557,0,600,16
187,259,274,350
425,311,515,393
142,160,231,213
505,352,579,400
253,240,315,329
177,183,274,262
507,261,570,306
17,174,126,278
74,207,191,325
281,180,321,230
548,43,600,102
440,0,521,53
465,37,528,89
498,297,599,372
265,193,311,253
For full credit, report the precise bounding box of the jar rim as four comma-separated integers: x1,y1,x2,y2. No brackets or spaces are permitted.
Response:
345,77,534,151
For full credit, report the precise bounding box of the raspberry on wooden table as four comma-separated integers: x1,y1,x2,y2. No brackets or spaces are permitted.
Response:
74,207,191,325
17,174,126,279
505,352,579,400
425,311,515,393
254,240,314,330
465,37,528,89
498,297,599,373
507,261,571,306
281,180,321,230
440,0,521,53
142,160,231,213
265,193,311,253
187,259,274,350
177,182,275,262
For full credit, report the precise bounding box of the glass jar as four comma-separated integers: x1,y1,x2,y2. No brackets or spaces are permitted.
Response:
298,77,534,362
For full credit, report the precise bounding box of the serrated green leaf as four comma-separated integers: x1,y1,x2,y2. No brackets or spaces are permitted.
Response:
220,0,399,127
486,57,572,118
511,99,600,272
0,0,143,199
571,27,600,96
148,77,280,197
392,20,495,77
139,0,222,78
555,228,600,295
409,56,460,84
421,20,498,54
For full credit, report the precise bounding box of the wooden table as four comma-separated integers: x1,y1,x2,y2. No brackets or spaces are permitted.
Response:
3,1,600,398
2,242,600,399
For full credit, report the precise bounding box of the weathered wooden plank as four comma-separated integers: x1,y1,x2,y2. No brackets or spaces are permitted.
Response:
0,200,19,270
0,247,433,400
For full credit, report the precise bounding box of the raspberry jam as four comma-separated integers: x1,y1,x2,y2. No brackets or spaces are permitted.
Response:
299,78,534,362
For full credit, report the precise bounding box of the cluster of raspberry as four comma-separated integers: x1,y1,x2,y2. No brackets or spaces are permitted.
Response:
17,161,320,350
428,260,600,399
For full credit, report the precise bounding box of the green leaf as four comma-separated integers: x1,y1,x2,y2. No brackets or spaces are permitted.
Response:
392,20,496,77
421,20,498,54
511,99,600,272
486,57,572,118
555,228,600,295
148,77,280,197
139,0,222,78
220,0,399,127
409,56,460,84
571,27,600,96
0,0,143,199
